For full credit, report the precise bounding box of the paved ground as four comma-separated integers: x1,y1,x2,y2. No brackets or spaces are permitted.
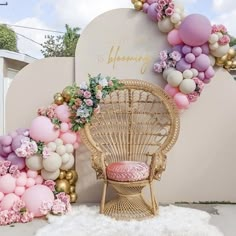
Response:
0,204,235,236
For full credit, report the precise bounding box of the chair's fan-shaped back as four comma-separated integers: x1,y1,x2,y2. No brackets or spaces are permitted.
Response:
84,80,179,165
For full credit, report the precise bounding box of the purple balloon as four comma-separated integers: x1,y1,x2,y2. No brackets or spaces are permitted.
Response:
147,3,158,21
2,145,12,154
192,54,210,72
7,152,25,170
8,131,18,138
11,135,24,151
176,58,191,72
143,3,149,13
203,78,211,84
198,72,205,81
179,14,212,46
1,135,12,146
0,156,6,161
205,66,215,79
192,47,202,57
182,45,192,55
0,145,7,157
201,43,210,55
16,128,29,136
185,53,196,63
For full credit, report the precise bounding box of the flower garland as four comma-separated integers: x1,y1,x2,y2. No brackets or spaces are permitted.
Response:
131,0,233,110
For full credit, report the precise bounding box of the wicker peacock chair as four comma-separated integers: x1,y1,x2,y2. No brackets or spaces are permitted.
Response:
80,79,180,220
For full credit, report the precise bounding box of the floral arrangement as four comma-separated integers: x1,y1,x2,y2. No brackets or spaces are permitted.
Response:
131,0,233,110
0,160,20,177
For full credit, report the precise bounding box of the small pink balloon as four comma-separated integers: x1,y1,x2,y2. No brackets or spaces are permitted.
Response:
7,153,25,170
16,128,29,135
0,192,4,201
172,45,183,54
60,131,77,144
185,53,196,64
29,116,59,143
26,178,36,188
176,58,191,72
164,84,179,97
20,172,27,178
182,45,192,55
174,93,190,110
14,186,25,196
35,175,43,185
147,3,158,21
60,122,69,133
11,135,25,151
9,131,18,138
143,3,149,13
1,136,12,146
192,54,210,72
192,47,202,56
2,145,12,154
0,174,16,194
73,142,80,150
0,156,5,161
203,78,211,84
21,185,54,217
179,14,212,46
167,29,183,46
27,170,38,179
16,175,27,187
205,66,215,79
0,193,19,210
198,72,205,80
55,104,70,123
201,43,210,55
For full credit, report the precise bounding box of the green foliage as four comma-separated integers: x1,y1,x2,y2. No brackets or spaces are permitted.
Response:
41,24,80,57
0,24,18,52
229,35,236,47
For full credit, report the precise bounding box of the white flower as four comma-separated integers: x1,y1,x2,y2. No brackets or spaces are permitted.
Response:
76,106,90,118
80,82,88,90
99,78,108,87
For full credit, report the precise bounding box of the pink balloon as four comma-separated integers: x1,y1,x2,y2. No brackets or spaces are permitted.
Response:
167,29,183,46
0,193,19,210
174,93,190,110
9,131,18,138
26,178,36,188
176,58,191,72
0,145,7,157
27,170,38,179
164,84,179,97
11,135,25,151
192,47,202,56
73,142,80,150
1,136,12,146
0,174,16,194
16,128,29,135
2,145,12,154
147,3,158,21
55,104,70,123
172,45,183,54
35,175,43,184
7,153,25,170
16,175,27,187
60,122,69,133
182,45,192,55
198,72,205,81
201,43,210,55
0,192,4,201
203,78,211,84
205,66,215,79
14,186,25,196
0,156,5,161
20,172,27,178
185,53,196,64
179,14,212,46
60,131,77,144
21,185,54,217
29,116,59,143
192,54,210,72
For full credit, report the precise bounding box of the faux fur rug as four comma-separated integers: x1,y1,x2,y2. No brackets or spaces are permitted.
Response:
36,205,223,236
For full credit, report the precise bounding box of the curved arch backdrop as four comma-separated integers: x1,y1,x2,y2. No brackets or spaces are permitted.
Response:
5,9,236,203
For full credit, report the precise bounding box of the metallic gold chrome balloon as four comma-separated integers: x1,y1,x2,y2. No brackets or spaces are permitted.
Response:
134,1,143,11
70,193,77,203
59,170,66,180
55,179,70,193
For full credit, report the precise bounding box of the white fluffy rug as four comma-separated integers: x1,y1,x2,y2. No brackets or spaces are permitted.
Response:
36,205,223,236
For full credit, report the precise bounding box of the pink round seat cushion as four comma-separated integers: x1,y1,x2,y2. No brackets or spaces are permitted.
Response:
106,161,149,182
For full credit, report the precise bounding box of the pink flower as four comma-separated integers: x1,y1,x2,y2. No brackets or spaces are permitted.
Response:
160,60,167,69
218,35,230,45
9,165,18,174
0,166,8,176
51,199,66,215
157,12,162,21
159,50,168,61
75,98,82,106
169,50,182,61
168,2,174,8
94,105,101,114
108,80,113,86
3,161,11,167
158,0,167,6
44,180,56,191
39,201,53,215
96,90,103,100
37,107,46,116
218,24,227,34
153,63,163,73
165,7,174,16
56,192,70,205
12,169,20,178
85,99,93,107
83,90,91,98
42,147,50,159
167,60,176,68
12,200,25,212
20,212,34,223
156,4,163,11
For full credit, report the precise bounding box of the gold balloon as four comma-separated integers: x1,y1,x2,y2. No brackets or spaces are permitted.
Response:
55,179,70,193
140,0,146,2
54,96,64,105
66,171,73,180
68,170,78,185
70,193,77,203
62,87,72,102
227,48,236,59
59,170,66,180
54,92,62,99
70,186,76,193
220,55,228,63
134,1,143,10
232,60,236,69
224,60,233,69
131,0,136,3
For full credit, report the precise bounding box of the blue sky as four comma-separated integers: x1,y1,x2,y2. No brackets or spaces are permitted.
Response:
0,0,235,58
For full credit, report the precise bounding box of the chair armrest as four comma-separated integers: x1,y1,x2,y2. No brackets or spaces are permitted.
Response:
149,152,167,181
91,152,107,180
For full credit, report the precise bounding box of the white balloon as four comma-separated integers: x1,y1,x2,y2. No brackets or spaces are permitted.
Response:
209,42,219,51
42,152,62,172
65,144,74,154
167,70,183,87
61,153,70,164
208,34,219,44
209,55,216,66
158,18,174,33
60,154,75,171
55,138,63,146
216,32,223,38
41,169,60,180
163,67,175,80
174,1,184,11
190,68,198,77
26,154,43,171
179,79,196,94
47,142,57,152
56,145,66,156
211,44,230,57
170,13,181,24
183,70,193,79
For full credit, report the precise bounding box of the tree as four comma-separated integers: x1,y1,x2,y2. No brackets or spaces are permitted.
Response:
0,24,18,52
41,24,80,57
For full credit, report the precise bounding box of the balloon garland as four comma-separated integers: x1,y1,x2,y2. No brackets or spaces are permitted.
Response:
131,0,234,110
0,75,122,225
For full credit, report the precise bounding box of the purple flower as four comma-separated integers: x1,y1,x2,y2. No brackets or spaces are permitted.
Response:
169,51,182,61
153,63,163,73
44,180,56,191
83,90,91,99
51,199,66,215
85,99,93,107
160,60,167,69
165,7,174,16
159,50,168,61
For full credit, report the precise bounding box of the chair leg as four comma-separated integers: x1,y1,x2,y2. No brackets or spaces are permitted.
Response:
100,181,108,214
149,181,157,215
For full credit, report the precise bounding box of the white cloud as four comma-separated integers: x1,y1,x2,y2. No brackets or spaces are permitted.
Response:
213,0,235,12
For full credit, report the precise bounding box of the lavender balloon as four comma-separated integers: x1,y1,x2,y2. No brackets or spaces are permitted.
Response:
185,53,196,63
198,72,205,81
1,135,12,146
176,58,191,72
7,153,25,170
205,66,215,79
0,145,7,157
182,45,192,55
192,47,202,57
16,128,29,136
192,54,210,72
201,43,210,55
11,135,25,152
2,146,12,154
147,3,158,21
